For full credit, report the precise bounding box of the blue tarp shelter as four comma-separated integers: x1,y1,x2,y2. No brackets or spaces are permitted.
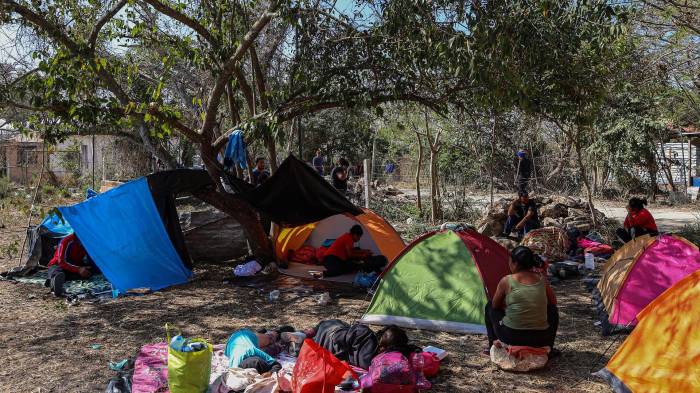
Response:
59,178,192,292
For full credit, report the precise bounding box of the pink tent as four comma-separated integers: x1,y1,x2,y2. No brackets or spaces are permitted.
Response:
609,235,700,327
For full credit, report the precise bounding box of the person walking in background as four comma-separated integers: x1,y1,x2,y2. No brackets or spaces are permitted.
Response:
331,157,350,193
516,149,532,194
312,149,324,176
616,197,658,243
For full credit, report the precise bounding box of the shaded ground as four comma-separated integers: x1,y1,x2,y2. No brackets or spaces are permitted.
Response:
0,259,619,392
0,189,637,392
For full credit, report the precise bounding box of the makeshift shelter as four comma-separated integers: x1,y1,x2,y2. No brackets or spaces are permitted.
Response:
7,155,368,293
593,234,700,334
360,229,511,333
596,269,700,393
521,226,569,262
274,209,405,262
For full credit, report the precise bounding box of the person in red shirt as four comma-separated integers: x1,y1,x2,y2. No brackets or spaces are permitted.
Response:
322,225,387,277
47,233,97,296
616,197,658,243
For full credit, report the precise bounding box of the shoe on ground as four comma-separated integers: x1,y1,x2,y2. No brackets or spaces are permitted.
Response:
51,272,65,297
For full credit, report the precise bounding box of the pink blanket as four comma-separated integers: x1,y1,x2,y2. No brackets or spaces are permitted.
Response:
132,343,169,393
132,343,229,393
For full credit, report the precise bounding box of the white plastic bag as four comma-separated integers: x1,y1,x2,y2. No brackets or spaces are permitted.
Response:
490,343,549,372
234,260,262,277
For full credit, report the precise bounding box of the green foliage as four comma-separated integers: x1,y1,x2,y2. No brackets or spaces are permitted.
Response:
679,216,700,247
0,177,12,199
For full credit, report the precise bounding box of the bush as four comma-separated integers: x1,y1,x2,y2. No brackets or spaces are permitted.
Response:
0,176,11,199
678,215,700,246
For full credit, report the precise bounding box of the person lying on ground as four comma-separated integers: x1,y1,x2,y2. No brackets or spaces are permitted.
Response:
566,229,613,258
322,225,387,277
361,325,430,392
225,329,282,374
46,233,97,296
616,197,658,243
501,192,540,239
484,246,559,355
312,319,378,369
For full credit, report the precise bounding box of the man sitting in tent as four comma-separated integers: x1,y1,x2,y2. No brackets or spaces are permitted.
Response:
46,233,97,296
322,225,387,277
501,192,540,239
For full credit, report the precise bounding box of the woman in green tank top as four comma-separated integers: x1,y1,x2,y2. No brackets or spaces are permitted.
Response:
484,246,559,353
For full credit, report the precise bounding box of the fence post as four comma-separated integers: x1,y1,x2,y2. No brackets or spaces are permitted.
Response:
363,158,370,209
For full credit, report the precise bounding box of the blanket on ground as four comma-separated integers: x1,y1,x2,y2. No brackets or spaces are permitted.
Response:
12,270,112,298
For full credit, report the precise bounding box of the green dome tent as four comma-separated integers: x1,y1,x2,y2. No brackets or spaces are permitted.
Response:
360,229,511,333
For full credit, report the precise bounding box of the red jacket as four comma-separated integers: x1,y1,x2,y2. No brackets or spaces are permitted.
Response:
325,233,354,261
624,208,658,232
48,234,89,274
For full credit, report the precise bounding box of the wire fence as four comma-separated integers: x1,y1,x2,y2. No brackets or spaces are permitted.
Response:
0,139,155,186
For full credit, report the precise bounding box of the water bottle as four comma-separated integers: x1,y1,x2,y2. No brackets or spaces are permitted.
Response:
584,253,595,270
336,376,359,392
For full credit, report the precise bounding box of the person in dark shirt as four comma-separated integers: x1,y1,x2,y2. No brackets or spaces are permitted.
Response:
251,157,270,186
47,234,97,296
516,149,532,194
312,150,324,176
331,158,350,192
502,192,540,239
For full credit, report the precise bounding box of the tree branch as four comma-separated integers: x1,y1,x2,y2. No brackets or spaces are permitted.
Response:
200,3,278,139
88,0,128,49
140,0,216,44
2,0,81,53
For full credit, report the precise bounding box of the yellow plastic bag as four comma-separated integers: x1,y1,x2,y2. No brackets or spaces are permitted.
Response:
166,324,213,393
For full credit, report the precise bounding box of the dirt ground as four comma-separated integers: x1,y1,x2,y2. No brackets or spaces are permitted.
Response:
3,191,694,392
1,264,619,392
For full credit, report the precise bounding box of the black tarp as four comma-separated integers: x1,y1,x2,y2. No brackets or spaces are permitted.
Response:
145,156,360,265
234,155,362,226
147,169,215,269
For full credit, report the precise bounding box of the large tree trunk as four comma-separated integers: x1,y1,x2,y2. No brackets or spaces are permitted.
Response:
489,114,497,208
429,148,439,224
574,137,597,228
264,133,278,173
198,145,272,260
415,132,423,214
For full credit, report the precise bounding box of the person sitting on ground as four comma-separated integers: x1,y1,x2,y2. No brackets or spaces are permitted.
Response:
224,329,282,373
322,225,387,277
484,246,559,354
47,233,97,296
331,158,350,193
616,197,658,243
251,157,270,186
501,192,540,239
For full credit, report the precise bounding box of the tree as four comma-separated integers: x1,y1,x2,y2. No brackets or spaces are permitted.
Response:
0,0,470,258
